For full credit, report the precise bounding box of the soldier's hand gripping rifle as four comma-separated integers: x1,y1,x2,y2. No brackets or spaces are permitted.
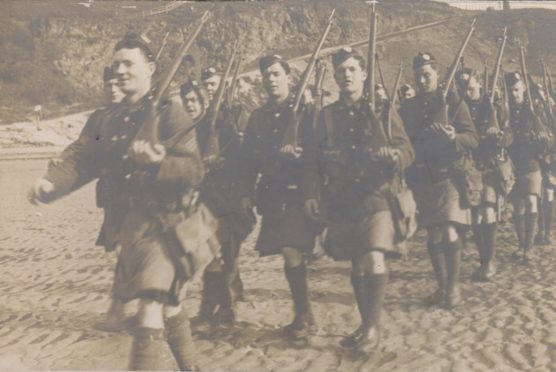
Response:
202,40,239,167
519,40,553,150
125,11,210,163
280,8,335,158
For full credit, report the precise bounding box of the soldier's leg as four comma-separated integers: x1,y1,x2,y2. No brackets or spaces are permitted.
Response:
425,226,446,307
513,199,526,255
164,303,198,371
282,246,313,339
543,188,554,243
480,206,498,279
471,208,487,281
197,258,223,322
342,251,386,350
443,223,463,308
214,240,238,325
535,189,545,245
129,299,168,371
524,194,539,259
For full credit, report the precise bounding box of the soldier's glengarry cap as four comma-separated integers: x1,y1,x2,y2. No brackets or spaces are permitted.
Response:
180,79,201,97
103,66,114,82
505,71,522,86
201,66,220,81
114,32,155,61
332,46,363,68
259,54,291,74
412,52,435,69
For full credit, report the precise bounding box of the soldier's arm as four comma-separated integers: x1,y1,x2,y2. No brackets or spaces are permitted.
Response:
450,98,479,151
301,108,326,202
43,110,103,199
389,109,415,172
157,100,204,188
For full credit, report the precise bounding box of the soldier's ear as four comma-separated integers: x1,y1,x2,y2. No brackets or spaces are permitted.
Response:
148,61,156,77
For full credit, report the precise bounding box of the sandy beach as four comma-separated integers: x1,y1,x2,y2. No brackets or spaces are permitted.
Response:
1,157,555,371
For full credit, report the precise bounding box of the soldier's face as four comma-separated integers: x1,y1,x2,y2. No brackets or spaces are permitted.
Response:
112,48,155,96
262,63,289,100
402,88,415,100
103,78,125,104
203,75,221,102
466,77,482,101
510,81,525,105
182,91,205,121
334,57,366,96
414,64,438,94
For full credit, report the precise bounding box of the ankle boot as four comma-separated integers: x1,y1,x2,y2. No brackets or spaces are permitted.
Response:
425,243,446,307
445,239,462,309
283,263,314,340
166,310,199,371
129,327,167,371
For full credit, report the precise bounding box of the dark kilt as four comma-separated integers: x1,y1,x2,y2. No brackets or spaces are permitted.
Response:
254,182,319,257
201,181,255,264
408,169,472,228
323,185,399,261
509,170,542,201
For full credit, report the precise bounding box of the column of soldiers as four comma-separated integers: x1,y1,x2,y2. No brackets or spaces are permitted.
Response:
27,19,556,371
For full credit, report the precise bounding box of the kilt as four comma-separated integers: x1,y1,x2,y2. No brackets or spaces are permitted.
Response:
411,175,472,228
480,169,498,207
323,187,399,261
113,232,184,305
509,170,542,201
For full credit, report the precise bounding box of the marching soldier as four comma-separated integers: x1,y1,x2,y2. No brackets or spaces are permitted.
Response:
303,47,414,350
180,79,255,325
505,72,552,262
455,68,512,281
238,54,320,340
400,52,479,308
29,33,211,370
201,66,222,104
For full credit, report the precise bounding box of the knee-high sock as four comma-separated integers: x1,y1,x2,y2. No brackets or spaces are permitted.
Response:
284,263,311,319
524,213,538,251
165,309,197,371
363,273,387,330
129,327,166,371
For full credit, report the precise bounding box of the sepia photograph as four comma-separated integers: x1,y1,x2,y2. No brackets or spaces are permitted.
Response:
1,0,556,370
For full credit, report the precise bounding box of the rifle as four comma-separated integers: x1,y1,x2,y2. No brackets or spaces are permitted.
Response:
311,60,327,132
483,61,489,97
226,53,243,109
281,8,335,154
154,31,170,62
387,62,404,142
125,11,210,159
489,27,507,105
547,65,556,101
542,61,554,118
518,40,536,113
203,40,239,165
367,2,378,110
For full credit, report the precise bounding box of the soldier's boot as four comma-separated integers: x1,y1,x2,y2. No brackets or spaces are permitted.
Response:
165,309,199,371
471,224,487,282
283,263,314,340
512,214,526,259
544,199,554,244
445,239,462,309
231,271,245,302
213,271,236,326
129,327,167,371
524,213,538,262
424,243,446,307
482,223,498,280
196,271,221,323
341,273,386,352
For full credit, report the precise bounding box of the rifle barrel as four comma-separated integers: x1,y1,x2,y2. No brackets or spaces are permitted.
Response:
489,27,507,104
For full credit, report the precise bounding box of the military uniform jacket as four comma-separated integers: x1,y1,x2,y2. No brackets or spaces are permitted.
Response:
302,98,414,213
464,96,512,168
45,95,204,250
238,95,313,215
507,101,551,175
399,89,478,182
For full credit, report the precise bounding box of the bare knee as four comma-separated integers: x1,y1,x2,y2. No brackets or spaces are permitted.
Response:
526,195,538,213
353,251,386,275
282,246,303,268
138,299,165,329
482,207,497,224
164,304,183,319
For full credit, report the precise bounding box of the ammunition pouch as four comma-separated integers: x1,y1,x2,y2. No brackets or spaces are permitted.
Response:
385,176,417,243
451,155,483,208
